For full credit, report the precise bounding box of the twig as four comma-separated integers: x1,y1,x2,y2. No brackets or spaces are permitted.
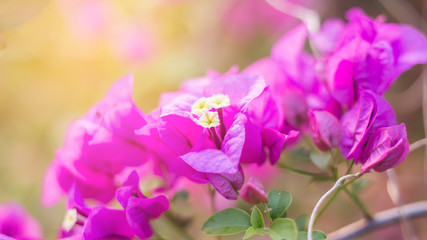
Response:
386,169,417,240
343,188,373,220
314,174,363,224
277,162,327,178
408,135,427,184
327,201,427,240
409,138,427,152
307,173,362,240
422,69,427,185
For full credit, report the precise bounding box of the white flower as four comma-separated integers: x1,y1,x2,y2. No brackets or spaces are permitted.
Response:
62,208,77,232
207,94,230,109
191,97,211,116
198,111,220,128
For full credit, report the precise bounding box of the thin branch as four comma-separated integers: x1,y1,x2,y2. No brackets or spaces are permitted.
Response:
386,169,418,240
409,138,427,152
307,173,362,240
314,174,363,224
276,162,327,178
327,201,427,240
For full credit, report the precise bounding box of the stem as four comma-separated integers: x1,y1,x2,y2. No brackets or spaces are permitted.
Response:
329,150,339,180
343,188,373,220
346,161,354,175
217,108,227,139
308,173,362,240
277,162,327,178
314,173,363,224
208,185,216,213
332,166,339,180
409,137,427,152
208,127,222,149
386,169,417,240
314,188,340,224
262,203,273,224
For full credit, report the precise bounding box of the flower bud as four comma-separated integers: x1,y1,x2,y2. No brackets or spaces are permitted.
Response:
240,177,269,205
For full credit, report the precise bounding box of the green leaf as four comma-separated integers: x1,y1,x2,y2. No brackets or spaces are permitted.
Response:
297,231,327,240
250,206,264,228
295,214,309,231
243,227,258,239
267,190,292,219
202,208,251,235
309,151,331,170
269,218,298,240
243,227,272,239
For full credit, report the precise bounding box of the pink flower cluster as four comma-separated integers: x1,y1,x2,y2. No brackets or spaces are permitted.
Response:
39,8,427,240
0,204,42,240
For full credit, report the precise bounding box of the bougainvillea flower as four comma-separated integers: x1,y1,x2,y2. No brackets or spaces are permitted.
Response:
83,207,134,240
0,203,42,240
325,8,427,106
60,185,90,238
308,110,341,151
205,166,245,201
61,185,130,239
154,73,290,199
340,90,396,162
311,18,346,55
61,173,169,240
359,124,409,173
325,37,370,107
116,171,169,239
244,24,341,130
261,128,300,164
240,177,269,205
43,75,151,206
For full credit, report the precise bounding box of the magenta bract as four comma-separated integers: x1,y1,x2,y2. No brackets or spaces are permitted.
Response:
240,177,269,205
308,110,341,151
0,203,42,240
340,90,396,162
360,124,409,173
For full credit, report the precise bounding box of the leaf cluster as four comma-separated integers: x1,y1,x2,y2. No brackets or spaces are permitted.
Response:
202,190,326,240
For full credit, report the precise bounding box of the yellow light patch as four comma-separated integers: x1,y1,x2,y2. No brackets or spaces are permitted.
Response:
207,94,230,109
191,97,211,116
198,111,220,128
62,208,77,232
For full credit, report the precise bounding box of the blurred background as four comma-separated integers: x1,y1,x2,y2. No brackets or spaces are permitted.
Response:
0,0,426,239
